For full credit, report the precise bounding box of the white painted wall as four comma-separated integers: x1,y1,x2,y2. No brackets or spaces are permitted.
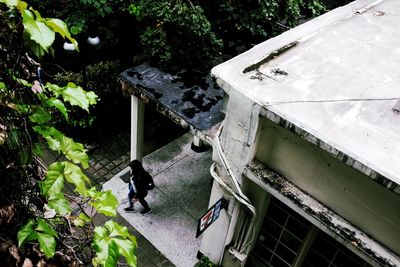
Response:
200,90,261,265
255,117,400,255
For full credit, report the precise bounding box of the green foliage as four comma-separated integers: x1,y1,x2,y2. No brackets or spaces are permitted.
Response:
22,0,326,73
89,189,119,217
93,220,137,267
211,0,326,41
17,218,58,258
28,0,131,38
1,1,136,265
0,0,78,58
128,0,325,71
135,0,223,70
54,60,121,95
197,256,217,267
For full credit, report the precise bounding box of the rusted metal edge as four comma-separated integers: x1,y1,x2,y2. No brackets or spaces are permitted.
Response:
242,41,299,74
244,161,399,267
259,106,400,196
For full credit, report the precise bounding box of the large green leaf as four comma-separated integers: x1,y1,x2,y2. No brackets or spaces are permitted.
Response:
90,190,118,217
92,221,137,267
23,31,46,58
29,107,51,124
22,9,55,50
93,241,120,267
40,162,71,215
36,218,57,237
47,98,68,119
40,162,64,198
93,227,110,265
45,18,79,51
17,219,35,247
113,237,137,267
47,194,71,215
63,162,90,196
33,126,62,151
18,219,57,258
45,135,61,151
104,242,119,267
105,220,136,242
62,83,90,111
60,136,88,168
34,126,88,167
44,18,69,39
36,231,56,258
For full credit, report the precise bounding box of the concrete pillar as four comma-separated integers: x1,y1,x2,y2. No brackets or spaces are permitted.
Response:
191,135,207,152
130,95,144,162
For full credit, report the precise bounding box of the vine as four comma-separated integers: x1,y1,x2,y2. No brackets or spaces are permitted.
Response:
0,0,136,265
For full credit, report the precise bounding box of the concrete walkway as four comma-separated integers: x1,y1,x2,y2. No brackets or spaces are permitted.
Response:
103,133,213,267
41,124,187,266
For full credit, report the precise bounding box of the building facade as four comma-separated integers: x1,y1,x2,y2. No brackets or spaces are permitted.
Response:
199,0,400,266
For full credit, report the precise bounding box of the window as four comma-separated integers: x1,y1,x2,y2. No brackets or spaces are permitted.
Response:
303,233,368,267
246,198,371,267
248,199,312,266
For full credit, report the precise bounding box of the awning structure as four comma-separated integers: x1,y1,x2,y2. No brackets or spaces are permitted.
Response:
119,64,225,144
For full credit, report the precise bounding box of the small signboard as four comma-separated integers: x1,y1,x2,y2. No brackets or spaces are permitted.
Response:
196,198,228,238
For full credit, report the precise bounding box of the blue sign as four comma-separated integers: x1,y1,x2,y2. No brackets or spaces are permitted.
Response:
196,198,228,237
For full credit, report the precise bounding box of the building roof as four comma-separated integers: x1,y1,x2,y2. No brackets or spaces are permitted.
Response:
120,64,225,143
212,0,400,193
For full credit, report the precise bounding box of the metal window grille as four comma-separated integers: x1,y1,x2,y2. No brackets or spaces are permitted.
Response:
247,199,311,266
247,198,371,267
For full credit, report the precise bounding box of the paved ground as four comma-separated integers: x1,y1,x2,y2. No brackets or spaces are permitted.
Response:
41,110,193,266
103,133,213,267
40,96,218,266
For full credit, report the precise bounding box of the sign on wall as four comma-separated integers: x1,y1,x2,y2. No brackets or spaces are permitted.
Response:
196,198,228,238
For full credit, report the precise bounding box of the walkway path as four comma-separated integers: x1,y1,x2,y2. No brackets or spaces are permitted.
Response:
103,133,213,267
41,126,180,266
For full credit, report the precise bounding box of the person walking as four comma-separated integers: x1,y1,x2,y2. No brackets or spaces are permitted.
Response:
124,159,152,214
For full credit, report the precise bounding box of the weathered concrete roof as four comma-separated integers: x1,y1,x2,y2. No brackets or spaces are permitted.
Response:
120,64,225,143
212,0,400,193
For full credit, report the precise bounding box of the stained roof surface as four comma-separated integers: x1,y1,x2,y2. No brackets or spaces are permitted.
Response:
212,0,400,189
120,64,225,132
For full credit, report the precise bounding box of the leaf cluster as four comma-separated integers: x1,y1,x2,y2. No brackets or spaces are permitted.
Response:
135,0,223,71
208,0,326,42
1,1,137,265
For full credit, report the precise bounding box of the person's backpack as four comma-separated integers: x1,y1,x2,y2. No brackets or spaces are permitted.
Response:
144,171,155,190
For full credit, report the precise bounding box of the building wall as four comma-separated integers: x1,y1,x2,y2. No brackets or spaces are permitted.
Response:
255,117,400,255
201,87,400,265
200,90,262,265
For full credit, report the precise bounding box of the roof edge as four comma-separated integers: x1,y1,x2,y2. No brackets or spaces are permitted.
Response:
259,106,400,195
245,160,400,267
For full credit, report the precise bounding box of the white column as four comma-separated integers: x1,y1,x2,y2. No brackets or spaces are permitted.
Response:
193,135,204,147
131,95,144,162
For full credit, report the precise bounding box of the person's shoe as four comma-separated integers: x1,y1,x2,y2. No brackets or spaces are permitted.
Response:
124,206,134,212
140,208,152,214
